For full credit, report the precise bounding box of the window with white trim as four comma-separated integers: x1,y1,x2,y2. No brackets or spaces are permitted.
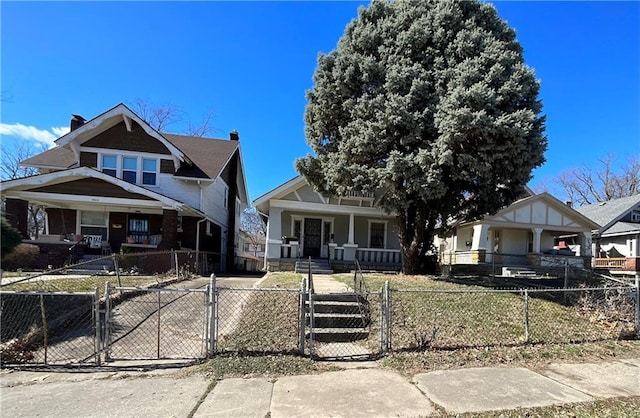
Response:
102,155,117,177
142,158,157,185
99,154,158,186
122,157,137,183
368,220,386,249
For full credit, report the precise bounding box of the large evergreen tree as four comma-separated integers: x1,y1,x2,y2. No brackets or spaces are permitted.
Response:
296,0,546,274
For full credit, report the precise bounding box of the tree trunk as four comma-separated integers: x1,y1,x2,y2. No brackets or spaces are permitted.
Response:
397,203,427,275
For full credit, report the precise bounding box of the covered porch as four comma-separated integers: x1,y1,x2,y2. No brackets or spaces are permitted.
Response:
1,170,226,271
263,204,400,272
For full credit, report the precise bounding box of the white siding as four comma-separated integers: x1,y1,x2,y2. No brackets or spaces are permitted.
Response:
202,178,228,227
501,229,528,254
157,174,202,209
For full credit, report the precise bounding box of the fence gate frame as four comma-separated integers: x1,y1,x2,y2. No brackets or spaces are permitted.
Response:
103,281,212,362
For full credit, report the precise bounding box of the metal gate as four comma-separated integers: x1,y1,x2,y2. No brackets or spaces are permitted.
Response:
104,284,212,361
305,289,383,360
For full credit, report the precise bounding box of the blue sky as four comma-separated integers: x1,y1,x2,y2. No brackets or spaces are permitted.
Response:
1,1,638,203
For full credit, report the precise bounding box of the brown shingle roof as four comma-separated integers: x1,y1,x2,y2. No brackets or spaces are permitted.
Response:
20,146,76,170
162,133,238,180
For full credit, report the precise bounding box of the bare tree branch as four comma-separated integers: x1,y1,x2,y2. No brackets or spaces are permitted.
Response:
240,207,266,256
186,109,217,137
131,98,217,137
555,154,640,205
1,141,47,238
0,141,45,180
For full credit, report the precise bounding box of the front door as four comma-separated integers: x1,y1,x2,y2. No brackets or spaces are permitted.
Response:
303,218,322,257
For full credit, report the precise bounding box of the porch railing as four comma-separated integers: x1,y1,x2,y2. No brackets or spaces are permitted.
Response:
356,248,401,264
594,258,627,268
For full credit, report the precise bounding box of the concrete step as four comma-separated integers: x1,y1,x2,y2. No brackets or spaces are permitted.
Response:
308,293,368,303
310,313,370,328
308,328,369,342
308,300,362,314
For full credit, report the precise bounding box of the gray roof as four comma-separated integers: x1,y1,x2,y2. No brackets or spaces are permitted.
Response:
604,221,640,236
575,194,640,233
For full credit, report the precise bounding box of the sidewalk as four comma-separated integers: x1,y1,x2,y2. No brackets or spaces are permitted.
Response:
1,358,638,417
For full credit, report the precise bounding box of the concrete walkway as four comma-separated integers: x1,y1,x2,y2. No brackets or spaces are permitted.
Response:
1,358,638,417
309,274,352,293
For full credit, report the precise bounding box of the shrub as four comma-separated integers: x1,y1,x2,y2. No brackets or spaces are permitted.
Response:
1,243,39,271
1,216,23,255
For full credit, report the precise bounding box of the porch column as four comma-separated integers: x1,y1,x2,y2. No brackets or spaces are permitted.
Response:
580,231,592,257
624,238,637,257
266,207,282,259
5,198,29,239
531,227,543,253
471,224,488,250
348,213,355,245
158,209,179,250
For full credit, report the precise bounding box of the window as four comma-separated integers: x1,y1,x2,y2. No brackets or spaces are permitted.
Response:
632,211,640,222
122,157,137,183
100,154,158,186
102,155,117,177
80,210,108,239
293,220,302,240
369,221,386,248
223,186,228,208
128,215,149,243
142,158,157,185
323,221,332,244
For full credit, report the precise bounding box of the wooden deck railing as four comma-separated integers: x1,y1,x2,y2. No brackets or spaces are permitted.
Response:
594,258,627,268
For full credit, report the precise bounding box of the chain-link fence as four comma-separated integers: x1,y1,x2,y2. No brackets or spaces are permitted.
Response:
0,250,200,295
104,285,209,360
3,270,637,366
384,283,638,351
0,290,99,365
215,287,301,354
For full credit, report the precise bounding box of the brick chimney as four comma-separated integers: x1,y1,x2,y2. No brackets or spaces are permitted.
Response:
70,114,86,131
229,130,239,141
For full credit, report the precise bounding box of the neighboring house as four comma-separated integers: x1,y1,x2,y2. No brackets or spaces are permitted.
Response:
239,229,266,258
237,229,266,272
1,103,249,273
438,190,600,272
253,175,400,272
575,194,640,277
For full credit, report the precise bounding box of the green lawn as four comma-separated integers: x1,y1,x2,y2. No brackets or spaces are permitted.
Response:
0,274,177,297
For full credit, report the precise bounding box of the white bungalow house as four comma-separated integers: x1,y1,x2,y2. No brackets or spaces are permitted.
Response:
438,190,600,273
253,176,400,272
1,103,249,273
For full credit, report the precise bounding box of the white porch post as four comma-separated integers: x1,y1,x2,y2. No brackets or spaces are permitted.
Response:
344,213,357,261
348,213,355,245
531,227,543,253
265,207,283,259
471,224,488,250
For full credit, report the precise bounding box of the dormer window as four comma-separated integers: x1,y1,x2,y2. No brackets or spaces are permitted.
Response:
100,154,158,186
102,155,117,177
142,159,157,185
122,157,137,183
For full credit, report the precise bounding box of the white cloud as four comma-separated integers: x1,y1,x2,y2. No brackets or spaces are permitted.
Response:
51,126,70,137
0,123,69,148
